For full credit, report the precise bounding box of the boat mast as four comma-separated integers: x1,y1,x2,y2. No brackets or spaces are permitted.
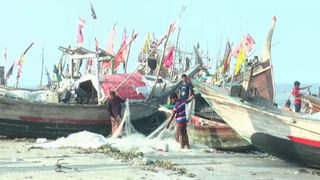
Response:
124,30,135,73
149,25,173,99
171,27,181,80
40,47,44,87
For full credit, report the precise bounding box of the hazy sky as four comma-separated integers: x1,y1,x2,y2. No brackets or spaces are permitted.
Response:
1,0,319,87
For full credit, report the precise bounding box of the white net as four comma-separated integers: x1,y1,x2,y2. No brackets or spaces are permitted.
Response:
112,99,139,138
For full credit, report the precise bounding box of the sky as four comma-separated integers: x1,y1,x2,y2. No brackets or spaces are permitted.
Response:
0,0,319,88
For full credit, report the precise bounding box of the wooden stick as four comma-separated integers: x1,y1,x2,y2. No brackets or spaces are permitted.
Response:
124,30,135,73
148,26,172,99
40,47,44,87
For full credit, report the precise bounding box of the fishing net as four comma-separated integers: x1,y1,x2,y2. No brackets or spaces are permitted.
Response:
112,100,140,138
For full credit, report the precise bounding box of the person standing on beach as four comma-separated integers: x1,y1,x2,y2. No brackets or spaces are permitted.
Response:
177,74,194,120
291,81,311,113
107,90,125,135
166,93,193,149
177,74,193,100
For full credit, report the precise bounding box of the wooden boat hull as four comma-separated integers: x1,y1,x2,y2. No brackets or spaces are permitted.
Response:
252,132,320,169
193,79,320,168
0,92,169,139
188,115,252,151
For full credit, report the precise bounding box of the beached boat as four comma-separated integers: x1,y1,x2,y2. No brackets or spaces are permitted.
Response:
188,115,252,151
0,41,202,139
187,17,277,151
192,79,320,168
0,74,173,139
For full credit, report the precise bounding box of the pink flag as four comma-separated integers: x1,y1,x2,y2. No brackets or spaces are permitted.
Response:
162,46,175,69
232,33,255,58
272,16,276,28
102,24,116,70
169,21,176,33
106,23,116,55
77,17,85,48
243,33,255,55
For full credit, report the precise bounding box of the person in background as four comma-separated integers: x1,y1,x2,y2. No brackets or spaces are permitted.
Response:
177,74,193,100
318,86,320,98
282,99,292,112
291,81,311,113
166,93,193,149
107,90,125,135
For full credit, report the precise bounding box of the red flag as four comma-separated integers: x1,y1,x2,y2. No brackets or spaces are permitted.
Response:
223,40,231,73
113,29,127,72
162,46,175,69
103,29,127,72
77,17,85,48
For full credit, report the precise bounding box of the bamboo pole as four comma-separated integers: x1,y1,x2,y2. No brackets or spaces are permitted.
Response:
171,27,181,80
149,26,173,99
124,30,135,73
40,47,44,87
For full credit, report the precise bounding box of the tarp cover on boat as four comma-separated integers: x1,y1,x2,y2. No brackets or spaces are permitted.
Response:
100,73,146,100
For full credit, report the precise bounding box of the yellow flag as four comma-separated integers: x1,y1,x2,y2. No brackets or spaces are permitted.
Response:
234,47,245,75
143,32,150,54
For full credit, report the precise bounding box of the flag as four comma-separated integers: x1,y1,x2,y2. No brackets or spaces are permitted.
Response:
272,15,276,28
5,62,14,80
90,2,97,19
77,17,85,48
4,47,7,63
232,33,255,58
113,29,127,72
242,33,255,55
143,32,150,54
16,42,34,80
222,40,231,74
95,38,99,53
106,23,116,55
163,46,175,69
234,47,245,75
169,21,176,33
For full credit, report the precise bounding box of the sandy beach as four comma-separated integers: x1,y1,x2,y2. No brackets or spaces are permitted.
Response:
1,133,320,180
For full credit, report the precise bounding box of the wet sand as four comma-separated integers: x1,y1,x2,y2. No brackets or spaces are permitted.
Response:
1,138,320,180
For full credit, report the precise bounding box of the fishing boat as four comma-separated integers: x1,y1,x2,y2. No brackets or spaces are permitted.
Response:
187,16,278,151
188,114,252,151
0,45,201,139
193,79,320,168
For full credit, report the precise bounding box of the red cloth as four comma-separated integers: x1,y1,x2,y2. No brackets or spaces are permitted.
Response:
100,73,146,100
291,87,301,105
163,46,175,69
